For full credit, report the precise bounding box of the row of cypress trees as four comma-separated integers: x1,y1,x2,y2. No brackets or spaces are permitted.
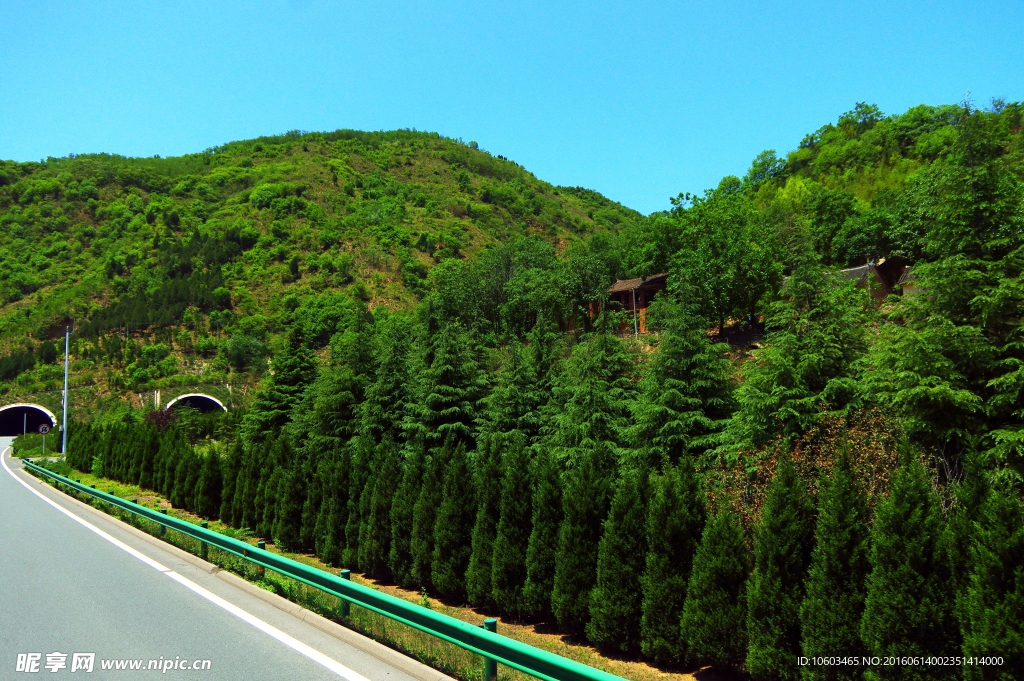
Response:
65,416,1022,679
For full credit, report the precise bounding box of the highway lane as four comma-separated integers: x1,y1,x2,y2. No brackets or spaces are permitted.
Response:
0,440,451,681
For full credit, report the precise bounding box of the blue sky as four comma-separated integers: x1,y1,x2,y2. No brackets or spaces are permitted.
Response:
1,0,1020,215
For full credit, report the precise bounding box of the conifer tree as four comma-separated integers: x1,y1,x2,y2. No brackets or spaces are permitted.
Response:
625,299,733,467
491,434,534,616
273,462,306,551
299,458,325,550
546,323,635,463
361,314,412,444
551,443,614,634
860,453,959,680
359,436,401,579
640,461,706,663
524,445,562,618
234,443,260,529
219,439,243,523
432,443,476,601
257,467,283,539
344,436,373,568
800,450,870,681
390,437,425,588
411,439,452,588
961,488,1024,680
680,511,749,671
194,449,223,520
482,342,545,444
466,434,503,607
242,327,318,442
587,467,649,652
409,322,486,450
747,457,815,681
315,450,349,567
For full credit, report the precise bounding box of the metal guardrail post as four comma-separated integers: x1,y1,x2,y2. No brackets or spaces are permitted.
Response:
483,619,498,681
200,522,209,561
339,570,351,618
159,508,167,536
21,461,627,681
256,541,265,579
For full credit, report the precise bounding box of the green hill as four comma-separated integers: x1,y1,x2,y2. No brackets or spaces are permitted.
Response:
0,129,640,397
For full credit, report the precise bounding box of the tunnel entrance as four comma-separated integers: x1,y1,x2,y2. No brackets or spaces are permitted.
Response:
0,403,57,437
164,393,227,413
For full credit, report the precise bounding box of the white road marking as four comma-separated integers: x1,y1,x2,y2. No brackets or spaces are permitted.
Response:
1,449,370,681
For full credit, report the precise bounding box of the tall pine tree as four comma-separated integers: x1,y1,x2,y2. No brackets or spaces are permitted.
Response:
466,434,503,607
491,434,534,616
961,487,1024,680
746,457,815,681
586,467,649,652
800,450,870,681
860,452,959,680
640,461,706,663
551,442,614,635
523,444,562,619
432,442,476,601
680,510,749,671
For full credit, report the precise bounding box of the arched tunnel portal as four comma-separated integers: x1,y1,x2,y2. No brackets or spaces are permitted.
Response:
164,393,227,413
0,403,58,436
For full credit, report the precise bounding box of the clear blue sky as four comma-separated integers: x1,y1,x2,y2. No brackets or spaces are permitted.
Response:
1,0,1020,215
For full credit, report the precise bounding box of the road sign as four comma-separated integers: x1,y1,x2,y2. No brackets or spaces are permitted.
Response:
38,424,50,435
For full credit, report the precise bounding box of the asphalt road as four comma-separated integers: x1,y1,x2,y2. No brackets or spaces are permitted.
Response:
0,438,452,681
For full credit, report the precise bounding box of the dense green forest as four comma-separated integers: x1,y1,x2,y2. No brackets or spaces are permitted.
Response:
0,128,638,394
15,97,1024,679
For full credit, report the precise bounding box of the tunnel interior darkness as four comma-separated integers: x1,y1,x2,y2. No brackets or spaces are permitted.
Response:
168,394,226,413
0,405,57,437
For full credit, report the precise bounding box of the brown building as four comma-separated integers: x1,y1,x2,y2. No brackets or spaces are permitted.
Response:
606,273,669,334
838,257,910,303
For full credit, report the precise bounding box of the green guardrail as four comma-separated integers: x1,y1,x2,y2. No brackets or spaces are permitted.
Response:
23,459,626,681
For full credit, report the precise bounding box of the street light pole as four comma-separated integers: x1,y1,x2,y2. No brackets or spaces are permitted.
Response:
61,326,69,456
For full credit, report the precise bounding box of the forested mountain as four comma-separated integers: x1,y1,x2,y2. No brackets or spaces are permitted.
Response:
18,98,1024,679
0,129,638,394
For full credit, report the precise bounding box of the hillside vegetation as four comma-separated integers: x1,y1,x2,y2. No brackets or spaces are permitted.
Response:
0,129,639,395
15,98,1024,680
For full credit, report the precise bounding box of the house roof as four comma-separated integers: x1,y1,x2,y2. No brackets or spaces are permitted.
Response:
607,273,669,293
839,264,874,285
897,266,917,285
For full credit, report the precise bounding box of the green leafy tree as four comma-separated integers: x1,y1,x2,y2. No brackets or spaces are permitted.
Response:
408,322,486,450
242,328,318,442
723,262,868,460
625,298,733,467
359,436,402,578
411,438,452,588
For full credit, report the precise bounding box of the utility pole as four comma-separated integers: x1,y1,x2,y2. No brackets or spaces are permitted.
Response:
61,326,69,457
631,288,639,336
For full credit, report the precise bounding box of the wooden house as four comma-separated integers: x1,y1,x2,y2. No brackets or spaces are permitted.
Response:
606,273,669,334
838,257,910,303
